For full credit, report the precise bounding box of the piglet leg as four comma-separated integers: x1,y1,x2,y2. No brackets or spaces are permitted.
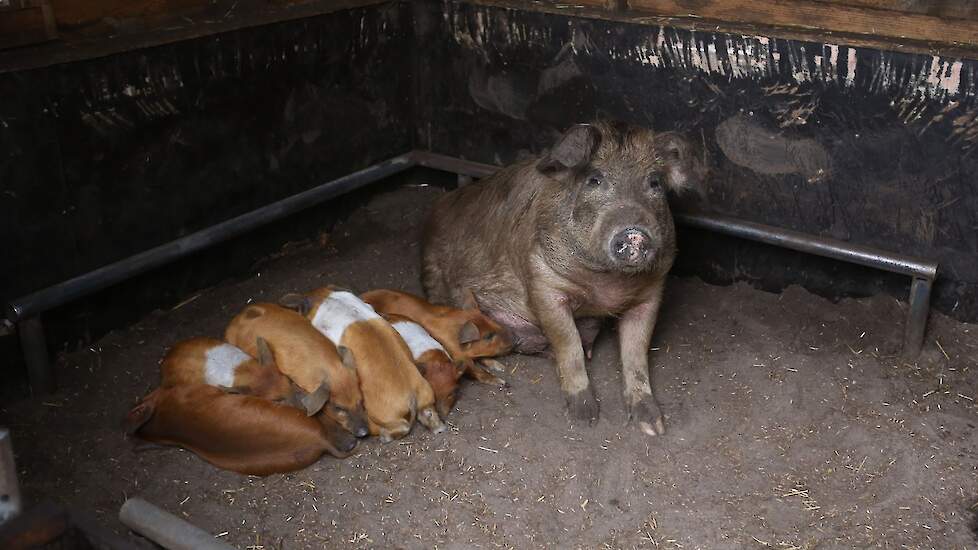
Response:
618,281,666,436
464,360,506,386
417,407,447,434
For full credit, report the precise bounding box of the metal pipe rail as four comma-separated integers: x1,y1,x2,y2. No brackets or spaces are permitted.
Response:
5,150,937,395
5,154,414,394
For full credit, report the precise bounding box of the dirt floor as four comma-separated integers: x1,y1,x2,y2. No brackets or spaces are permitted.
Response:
3,184,978,549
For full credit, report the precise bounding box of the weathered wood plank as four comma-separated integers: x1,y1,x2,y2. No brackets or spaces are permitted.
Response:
629,0,978,47
0,1,56,50
813,0,978,20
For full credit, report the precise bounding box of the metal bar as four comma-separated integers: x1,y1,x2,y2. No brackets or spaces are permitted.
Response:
675,213,937,280
119,498,235,550
904,277,932,358
18,317,53,395
0,429,21,526
409,151,498,179
5,155,415,322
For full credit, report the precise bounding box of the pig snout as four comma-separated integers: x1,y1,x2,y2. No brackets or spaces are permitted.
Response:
336,431,358,454
609,227,653,267
353,423,370,438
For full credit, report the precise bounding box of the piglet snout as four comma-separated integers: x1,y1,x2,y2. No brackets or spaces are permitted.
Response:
610,228,652,265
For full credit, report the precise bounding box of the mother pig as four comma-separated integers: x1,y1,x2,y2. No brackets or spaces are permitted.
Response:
421,121,702,436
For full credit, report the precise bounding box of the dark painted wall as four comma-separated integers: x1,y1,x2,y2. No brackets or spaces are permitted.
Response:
415,1,978,322
0,2,414,392
1,2,413,301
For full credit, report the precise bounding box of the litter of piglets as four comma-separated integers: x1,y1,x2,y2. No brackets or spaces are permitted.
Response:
125,286,511,475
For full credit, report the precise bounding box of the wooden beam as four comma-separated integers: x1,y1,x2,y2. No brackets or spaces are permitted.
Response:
811,0,978,20
0,1,57,50
628,0,978,48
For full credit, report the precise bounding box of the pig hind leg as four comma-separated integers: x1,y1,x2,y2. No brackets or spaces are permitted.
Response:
377,420,412,443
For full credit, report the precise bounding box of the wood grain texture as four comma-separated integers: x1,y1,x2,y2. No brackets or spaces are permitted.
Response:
812,0,978,20
0,1,56,50
629,0,978,47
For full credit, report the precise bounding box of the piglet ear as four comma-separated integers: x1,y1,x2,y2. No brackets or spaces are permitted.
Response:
537,124,601,173
458,321,480,345
124,391,159,435
300,381,330,416
255,337,276,368
279,293,312,316
336,346,357,371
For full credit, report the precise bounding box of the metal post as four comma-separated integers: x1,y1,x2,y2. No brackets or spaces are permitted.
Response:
0,429,21,526
17,317,54,396
904,277,932,359
120,498,235,550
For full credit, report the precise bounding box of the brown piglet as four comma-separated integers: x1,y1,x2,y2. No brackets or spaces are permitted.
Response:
126,384,357,476
281,287,445,442
384,313,463,418
160,337,298,405
361,289,512,384
225,302,369,437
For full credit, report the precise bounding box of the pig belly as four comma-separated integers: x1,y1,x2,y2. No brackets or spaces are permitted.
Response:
487,310,603,356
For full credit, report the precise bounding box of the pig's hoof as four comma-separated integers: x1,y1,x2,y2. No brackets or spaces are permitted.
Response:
628,395,665,436
565,388,600,425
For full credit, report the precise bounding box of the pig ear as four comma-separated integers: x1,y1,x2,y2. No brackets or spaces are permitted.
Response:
458,321,480,345
279,293,312,316
336,345,357,371
124,394,158,435
537,124,601,173
454,361,467,375
255,337,276,368
300,381,330,416
655,132,705,195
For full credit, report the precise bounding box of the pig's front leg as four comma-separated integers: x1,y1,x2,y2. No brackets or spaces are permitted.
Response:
529,286,598,424
618,281,666,436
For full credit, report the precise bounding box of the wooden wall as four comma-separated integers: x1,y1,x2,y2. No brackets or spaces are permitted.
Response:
0,2,413,350
416,0,978,322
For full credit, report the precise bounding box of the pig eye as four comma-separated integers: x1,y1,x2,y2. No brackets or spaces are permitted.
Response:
586,174,603,187
483,332,496,341
648,174,663,189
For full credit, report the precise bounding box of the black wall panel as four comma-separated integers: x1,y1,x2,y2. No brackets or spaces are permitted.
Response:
416,1,978,321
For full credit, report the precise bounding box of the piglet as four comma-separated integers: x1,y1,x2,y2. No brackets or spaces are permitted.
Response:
384,313,463,418
160,337,298,405
125,384,357,476
225,302,369,437
361,289,512,385
281,287,445,442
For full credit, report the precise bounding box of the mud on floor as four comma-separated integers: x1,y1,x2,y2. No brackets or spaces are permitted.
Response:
3,185,978,549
